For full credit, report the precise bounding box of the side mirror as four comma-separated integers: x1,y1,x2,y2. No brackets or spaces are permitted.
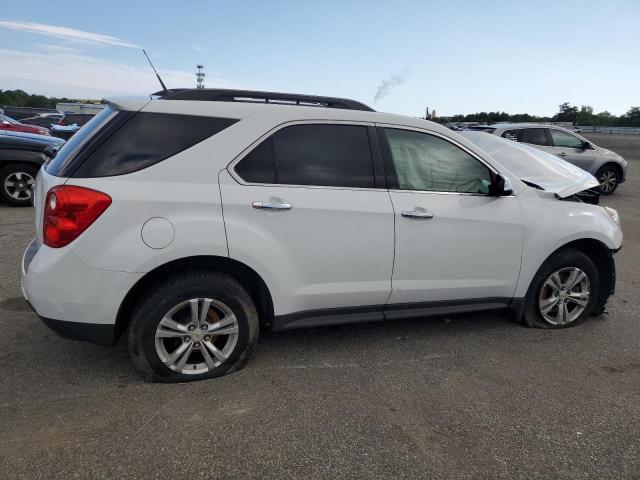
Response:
582,141,591,150
490,174,513,196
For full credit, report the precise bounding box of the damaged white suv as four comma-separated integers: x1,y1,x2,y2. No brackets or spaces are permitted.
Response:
21,89,623,382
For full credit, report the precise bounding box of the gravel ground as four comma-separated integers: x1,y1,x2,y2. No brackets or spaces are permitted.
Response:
0,134,638,479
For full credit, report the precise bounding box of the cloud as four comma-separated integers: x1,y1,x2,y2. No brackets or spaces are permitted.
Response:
35,43,79,53
374,71,409,103
192,45,205,53
0,48,236,99
0,20,138,48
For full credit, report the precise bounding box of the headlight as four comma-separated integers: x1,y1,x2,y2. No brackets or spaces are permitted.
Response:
603,206,620,226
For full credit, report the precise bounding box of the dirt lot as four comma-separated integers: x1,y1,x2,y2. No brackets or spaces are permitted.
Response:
0,134,638,479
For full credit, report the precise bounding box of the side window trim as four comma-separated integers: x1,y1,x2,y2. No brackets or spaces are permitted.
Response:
229,120,384,190
375,124,499,195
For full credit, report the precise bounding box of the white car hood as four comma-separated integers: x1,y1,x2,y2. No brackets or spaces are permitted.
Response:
461,131,599,198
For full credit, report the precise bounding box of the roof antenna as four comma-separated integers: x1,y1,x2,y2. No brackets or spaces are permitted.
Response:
142,49,169,95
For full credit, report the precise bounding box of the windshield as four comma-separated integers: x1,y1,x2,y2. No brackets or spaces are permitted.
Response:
46,106,118,176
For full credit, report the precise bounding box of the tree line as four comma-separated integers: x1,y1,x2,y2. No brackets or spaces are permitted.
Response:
0,89,76,110
439,102,640,127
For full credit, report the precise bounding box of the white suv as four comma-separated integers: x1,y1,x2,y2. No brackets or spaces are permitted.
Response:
21,89,623,382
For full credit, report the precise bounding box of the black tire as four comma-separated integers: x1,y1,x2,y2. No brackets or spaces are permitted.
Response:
522,248,599,329
0,163,38,206
596,164,621,195
128,271,259,382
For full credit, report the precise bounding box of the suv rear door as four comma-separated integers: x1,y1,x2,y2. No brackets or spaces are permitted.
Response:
220,122,394,325
378,126,523,309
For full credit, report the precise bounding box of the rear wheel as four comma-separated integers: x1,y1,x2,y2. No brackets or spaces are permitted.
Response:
596,164,621,195
0,163,37,206
128,271,259,382
522,248,599,328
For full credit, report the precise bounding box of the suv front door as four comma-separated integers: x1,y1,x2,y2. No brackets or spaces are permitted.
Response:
547,128,595,172
220,122,394,324
378,126,523,310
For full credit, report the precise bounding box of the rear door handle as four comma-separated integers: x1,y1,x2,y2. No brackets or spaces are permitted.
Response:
401,209,434,219
252,201,292,210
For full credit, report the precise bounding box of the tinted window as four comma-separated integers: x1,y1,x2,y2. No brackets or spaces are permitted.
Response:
384,128,492,194
235,138,276,184
273,124,374,188
523,128,549,146
502,129,524,142
549,129,583,148
71,113,238,177
46,106,119,176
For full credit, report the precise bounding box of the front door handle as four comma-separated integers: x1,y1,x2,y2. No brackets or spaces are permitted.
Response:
401,209,434,219
252,201,292,210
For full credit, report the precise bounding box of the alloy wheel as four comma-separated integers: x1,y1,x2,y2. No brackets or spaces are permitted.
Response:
3,171,35,200
599,169,618,194
155,298,239,375
538,267,591,325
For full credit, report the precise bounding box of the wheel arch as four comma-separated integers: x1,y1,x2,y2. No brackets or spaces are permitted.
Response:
596,161,623,176
532,238,614,312
114,255,274,341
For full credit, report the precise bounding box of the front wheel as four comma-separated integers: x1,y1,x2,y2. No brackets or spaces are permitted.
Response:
596,164,621,195
522,248,599,328
128,271,259,382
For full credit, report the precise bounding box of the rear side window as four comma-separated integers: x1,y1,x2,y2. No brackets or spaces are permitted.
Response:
234,138,276,184
72,113,238,177
502,129,524,142
523,128,549,146
234,124,375,188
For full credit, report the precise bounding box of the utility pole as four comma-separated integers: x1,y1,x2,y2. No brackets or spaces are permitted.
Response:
196,65,205,89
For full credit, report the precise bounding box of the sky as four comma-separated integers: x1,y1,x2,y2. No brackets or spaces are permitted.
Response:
0,0,639,117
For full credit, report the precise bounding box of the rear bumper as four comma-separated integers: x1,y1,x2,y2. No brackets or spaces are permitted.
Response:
21,238,143,346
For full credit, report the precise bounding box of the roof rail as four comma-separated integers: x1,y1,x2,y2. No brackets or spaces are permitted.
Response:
152,89,375,112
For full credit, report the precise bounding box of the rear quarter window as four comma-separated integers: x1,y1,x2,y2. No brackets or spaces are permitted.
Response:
71,113,238,178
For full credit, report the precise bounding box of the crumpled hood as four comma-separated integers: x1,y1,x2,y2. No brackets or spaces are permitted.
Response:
461,131,599,198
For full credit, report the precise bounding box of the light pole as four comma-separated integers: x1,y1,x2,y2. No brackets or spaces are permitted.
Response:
196,65,205,89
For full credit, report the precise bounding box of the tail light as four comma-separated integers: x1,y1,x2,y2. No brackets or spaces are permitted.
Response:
44,185,111,248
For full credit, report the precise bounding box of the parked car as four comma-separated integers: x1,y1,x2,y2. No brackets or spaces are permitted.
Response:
21,112,94,140
0,112,51,136
0,130,65,206
483,123,627,195
16,111,64,129
21,89,622,382
461,131,601,204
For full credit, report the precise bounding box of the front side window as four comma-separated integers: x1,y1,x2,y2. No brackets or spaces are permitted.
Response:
235,124,375,188
384,128,492,194
523,128,550,146
549,129,583,149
